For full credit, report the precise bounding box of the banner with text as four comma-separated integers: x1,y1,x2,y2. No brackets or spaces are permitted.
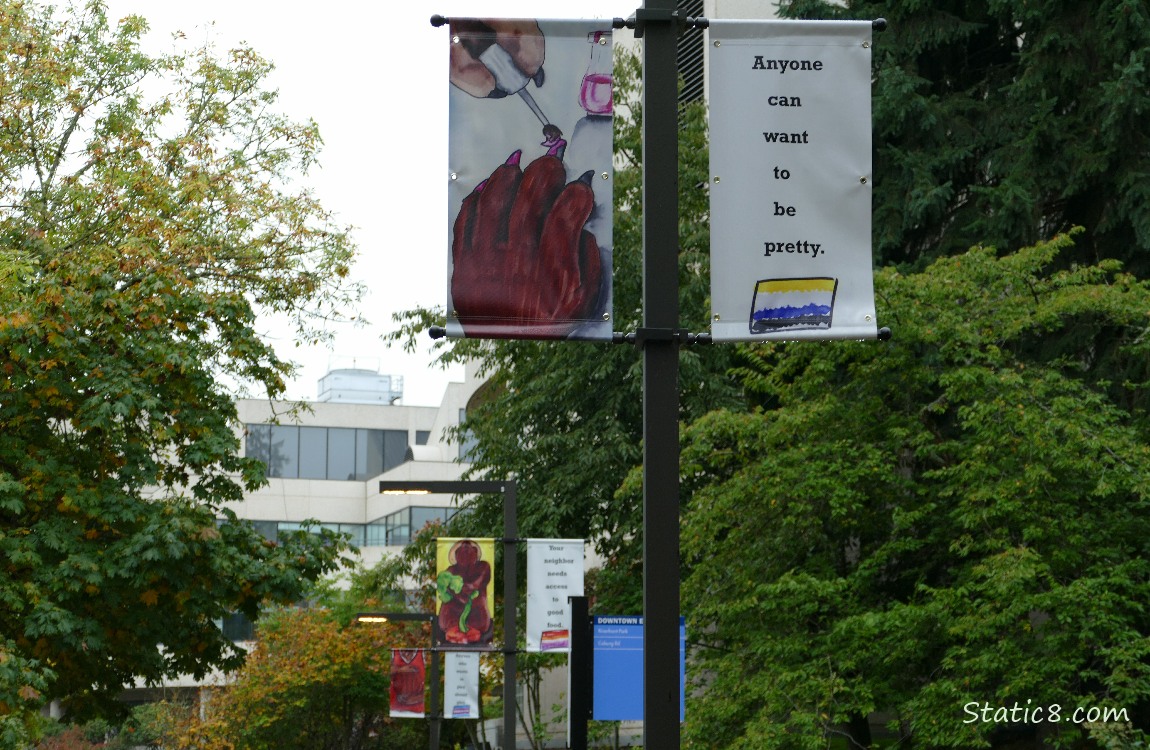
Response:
446,19,615,341
526,539,585,651
444,651,481,719
435,538,496,649
708,20,876,342
389,649,426,718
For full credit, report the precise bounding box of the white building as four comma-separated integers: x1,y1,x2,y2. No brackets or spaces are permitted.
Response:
231,361,482,577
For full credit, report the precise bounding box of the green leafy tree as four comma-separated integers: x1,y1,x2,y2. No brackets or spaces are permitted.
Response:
780,0,1150,273
0,0,359,724
679,235,1150,748
183,607,425,750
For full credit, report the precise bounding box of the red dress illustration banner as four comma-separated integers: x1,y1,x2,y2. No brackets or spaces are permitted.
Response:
446,19,614,340
435,538,496,649
389,649,426,718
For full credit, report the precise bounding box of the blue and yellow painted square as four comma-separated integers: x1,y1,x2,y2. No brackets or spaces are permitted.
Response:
750,277,838,334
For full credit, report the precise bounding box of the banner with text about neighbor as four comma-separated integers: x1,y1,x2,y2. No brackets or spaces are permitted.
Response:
526,539,585,652
708,20,876,342
446,19,615,341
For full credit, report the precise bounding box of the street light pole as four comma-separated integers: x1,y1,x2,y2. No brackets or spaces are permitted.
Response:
354,611,439,750
378,479,518,750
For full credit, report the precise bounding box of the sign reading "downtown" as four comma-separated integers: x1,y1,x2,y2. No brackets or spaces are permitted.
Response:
708,20,877,342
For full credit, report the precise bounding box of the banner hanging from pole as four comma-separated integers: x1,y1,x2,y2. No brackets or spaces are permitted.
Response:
525,539,585,652
446,18,615,341
389,649,427,718
435,538,496,649
444,651,481,719
708,20,877,342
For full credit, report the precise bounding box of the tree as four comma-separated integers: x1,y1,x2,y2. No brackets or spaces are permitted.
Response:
780,0,1150,274
0,0,359,724
386,5,1150,747
678,235,1150,748
181,607,425,750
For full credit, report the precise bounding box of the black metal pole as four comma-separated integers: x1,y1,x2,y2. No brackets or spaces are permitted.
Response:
639,1,682,747
502,480,518,750
376,480,518,749
567,596,591,750
428,634,440,750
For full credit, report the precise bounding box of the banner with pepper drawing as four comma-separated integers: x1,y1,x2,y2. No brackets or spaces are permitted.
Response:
446,18,614,340
435,538,496,649
389,649,427,718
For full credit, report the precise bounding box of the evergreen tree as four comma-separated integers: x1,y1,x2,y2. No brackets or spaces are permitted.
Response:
783,0,1150,273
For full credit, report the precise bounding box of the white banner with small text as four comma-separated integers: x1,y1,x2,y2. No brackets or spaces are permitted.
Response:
708,20,876,342
526,539,585,652
444,651,481,720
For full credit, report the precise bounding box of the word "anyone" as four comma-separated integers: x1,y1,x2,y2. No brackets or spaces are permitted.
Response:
752,56,824,73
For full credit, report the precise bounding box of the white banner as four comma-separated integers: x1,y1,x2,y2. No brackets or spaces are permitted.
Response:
446,19,615,341
526,539,585,652
444,651,481,720
708,20,876,342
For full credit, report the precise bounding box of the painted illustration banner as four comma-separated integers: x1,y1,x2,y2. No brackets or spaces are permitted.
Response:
525,539,585,652
708,20,876,342
444,651,481,719
446,18,614,340
435,537,496,649
389,649,426,718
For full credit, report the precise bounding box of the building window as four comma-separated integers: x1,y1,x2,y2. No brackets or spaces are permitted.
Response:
221,612,255,641
327,428,357,480
377,505,463,546
269,425,300,478
416,430,431,446
245,425,410,480
241,520,380,550
457,409,478,462
298,426,328,479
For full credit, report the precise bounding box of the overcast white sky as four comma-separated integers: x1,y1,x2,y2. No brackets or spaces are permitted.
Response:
101,0,630,405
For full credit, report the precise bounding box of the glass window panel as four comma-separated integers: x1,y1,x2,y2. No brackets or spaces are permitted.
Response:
415,430,430,446
356,429,385,479
298,427,328,479
327,428,356,480
387,524,411,546
221,612,255,641
411,506,446,533
365,523,387,546
268,425,299,478
252,521,278,542
245,424,271,465
457,409,478,462
384,507,411,546
340,524,365,547
382,430,408,473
